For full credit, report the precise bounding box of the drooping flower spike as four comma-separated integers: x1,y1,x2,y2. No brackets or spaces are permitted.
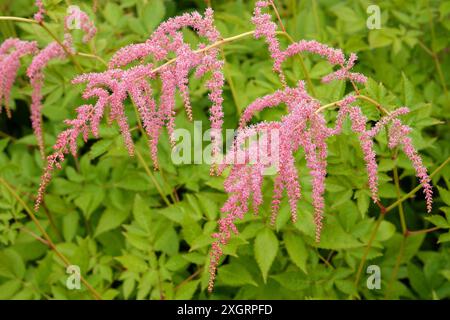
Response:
34,0,46,23
35,8,224,210
207,2,433,292
27,6,96,158
252,1,366,87
208,89,433,292
0,6,96,157
27,35,74,158
0,39,38,118
109,8,224,170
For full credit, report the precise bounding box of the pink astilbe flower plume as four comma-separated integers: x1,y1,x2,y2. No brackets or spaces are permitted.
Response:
207,1,433,292
388,119,433,212
252,1,366,87
35,9,224,210
0,39,38,118
27,36,73,158
108,8,224,172
0,7,96,158
27,7,96,158
209,83,329,291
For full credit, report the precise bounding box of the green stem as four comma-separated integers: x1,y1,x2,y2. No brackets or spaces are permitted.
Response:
0,16,84,72
220,47,240,114
0,16,38,24
311,0,321,41
392,154,407,234
0,131,16,141
385,149,408,299
407,226,440,236
354,214,384,289
39,23,84,73
315,94,390,115
77,52,108,66
0,178,102,300
130,99,176,204
385,235,406,299
135,149,172,207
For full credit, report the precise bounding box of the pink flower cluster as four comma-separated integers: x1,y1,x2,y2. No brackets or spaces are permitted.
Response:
34,0,46,23
253,1,366,86
0,7,96,158
27,35,73,158
207,1,433,292
0,39,38,118
35,8,224,210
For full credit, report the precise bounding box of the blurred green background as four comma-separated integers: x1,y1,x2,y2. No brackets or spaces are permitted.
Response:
0,0,449,300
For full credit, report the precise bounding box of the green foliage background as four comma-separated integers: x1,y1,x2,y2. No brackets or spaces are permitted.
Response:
0,0,449,300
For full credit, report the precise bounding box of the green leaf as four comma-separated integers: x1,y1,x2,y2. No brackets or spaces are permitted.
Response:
297,214,363,249
154,225,179,256
335,279,357,295
95,208,130,237
438,232,450,244
283,232,308,274
122,277,135,299
115,255,148,273
254,228,279,282
104,2,122,25
369,29,393,48
217,263,257,287
425,215,450,229
0,280,22,299
0,249,25,279
408,263,431,299
437,186,450,206
133,194,152,232
88,139,114,159
401,73,414,106
142,0,166,33
117,172,153,191
74,186,105,219
62,211,79,242
175,280,199,300
355,190,370,217
271,272,309,291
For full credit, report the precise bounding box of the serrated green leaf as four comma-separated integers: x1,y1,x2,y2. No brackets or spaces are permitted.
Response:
284,232,308,274
254,228,278,282
217,263,257,287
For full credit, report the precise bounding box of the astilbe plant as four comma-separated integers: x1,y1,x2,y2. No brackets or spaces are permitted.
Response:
206,0,433,292
2,0,432,294
34,8,225,210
